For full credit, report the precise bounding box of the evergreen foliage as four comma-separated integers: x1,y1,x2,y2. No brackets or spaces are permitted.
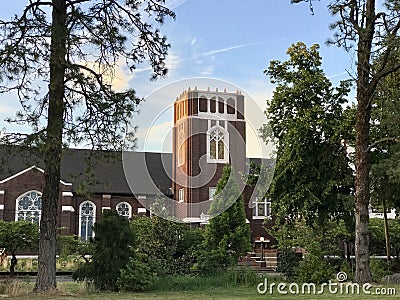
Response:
292,0,400,282
0,1,174,291
73,210,136,291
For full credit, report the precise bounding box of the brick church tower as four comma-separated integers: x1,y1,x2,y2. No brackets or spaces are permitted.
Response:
172,87,246,220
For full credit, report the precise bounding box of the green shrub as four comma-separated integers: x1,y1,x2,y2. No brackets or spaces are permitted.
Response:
73,210,136,291
197,249,235,275
340,259,354,281
277,249,302,280
370,258,391,282
117,255,157,292
131,216,203,276
295,254,334,284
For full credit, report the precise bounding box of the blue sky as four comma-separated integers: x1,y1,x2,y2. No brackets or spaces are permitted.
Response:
0,0,357,156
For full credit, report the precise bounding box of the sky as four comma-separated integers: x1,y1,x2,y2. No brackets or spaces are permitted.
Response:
0,0,358,157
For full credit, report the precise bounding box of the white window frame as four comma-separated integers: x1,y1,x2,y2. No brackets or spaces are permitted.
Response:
15,190,42,224
116,202,132,219
206,125,229,163
253,198,271,219
79,201,96,241
178,188,184,203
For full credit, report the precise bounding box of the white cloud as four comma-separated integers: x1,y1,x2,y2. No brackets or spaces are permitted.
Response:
0,104,14,113
200,65,214,76
131,66,153,77
165,52,181,73
165,0,189,10
136,120,173,152
202,41,268,57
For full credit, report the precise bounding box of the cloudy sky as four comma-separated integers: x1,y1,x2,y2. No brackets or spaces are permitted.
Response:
0,0,359,156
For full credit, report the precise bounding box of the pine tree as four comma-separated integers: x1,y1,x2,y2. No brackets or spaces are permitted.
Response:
73,210,136,291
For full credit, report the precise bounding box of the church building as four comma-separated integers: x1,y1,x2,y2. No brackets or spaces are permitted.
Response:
0,88,274,245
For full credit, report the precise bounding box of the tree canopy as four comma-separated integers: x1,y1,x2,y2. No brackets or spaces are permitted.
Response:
0,0,174,292
291,0,400,282
262,42,354,227
0,220,39,276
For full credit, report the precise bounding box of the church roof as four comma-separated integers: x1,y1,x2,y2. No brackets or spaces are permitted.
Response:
0,146,172,196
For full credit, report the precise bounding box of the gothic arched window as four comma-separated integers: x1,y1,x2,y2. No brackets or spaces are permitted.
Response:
207,126,229,163
15,191,42,224
79,201,96,241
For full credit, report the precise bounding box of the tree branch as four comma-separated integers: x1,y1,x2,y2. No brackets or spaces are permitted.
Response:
367,137,400,153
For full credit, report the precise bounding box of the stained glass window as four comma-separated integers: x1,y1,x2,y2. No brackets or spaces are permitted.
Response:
16,191,42,224
116,202,132,218
209,127,226,161
80,201,95,241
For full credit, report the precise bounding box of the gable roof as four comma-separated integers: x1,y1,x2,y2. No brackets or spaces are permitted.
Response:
0,146,172,196
0,165,72,186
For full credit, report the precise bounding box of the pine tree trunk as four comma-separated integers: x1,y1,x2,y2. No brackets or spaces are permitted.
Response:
34,0,67,293
354,0,375,283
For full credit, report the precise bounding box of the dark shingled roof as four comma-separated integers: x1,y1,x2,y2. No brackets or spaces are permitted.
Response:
0,147,172,196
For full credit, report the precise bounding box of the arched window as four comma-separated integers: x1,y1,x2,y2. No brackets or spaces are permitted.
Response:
199,96,208,112
210,97,216,113
218,97,224,113
227,98,235,114
15,191,42,224
116,202,132,219
207,126,229,163
79,201,96,241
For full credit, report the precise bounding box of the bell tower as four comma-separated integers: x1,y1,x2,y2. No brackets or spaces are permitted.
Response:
172,87,246,220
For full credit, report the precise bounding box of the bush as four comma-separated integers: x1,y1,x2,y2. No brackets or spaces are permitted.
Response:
340,259,354,281
117,255,157,292
277,249,302,280
73,210,136,291
295,254,334,284
370,258,391,282
131,216,203,276
197,249,235,275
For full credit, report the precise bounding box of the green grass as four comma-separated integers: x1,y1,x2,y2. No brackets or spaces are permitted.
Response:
2,274,399,300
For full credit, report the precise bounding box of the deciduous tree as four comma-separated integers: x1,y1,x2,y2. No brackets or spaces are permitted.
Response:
0,221,39,276
262,42,354,227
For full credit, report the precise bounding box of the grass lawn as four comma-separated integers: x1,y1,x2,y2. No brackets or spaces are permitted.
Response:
3,280,398,300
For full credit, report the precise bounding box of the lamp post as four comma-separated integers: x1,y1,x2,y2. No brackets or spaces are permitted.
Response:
260,236,266,268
